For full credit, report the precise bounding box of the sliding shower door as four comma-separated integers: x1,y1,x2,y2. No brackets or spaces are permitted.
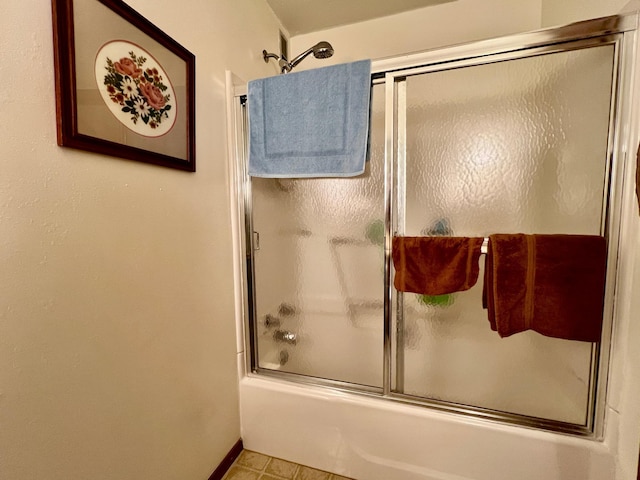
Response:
241,15,630,434
390,39,618,428
247,84,386,388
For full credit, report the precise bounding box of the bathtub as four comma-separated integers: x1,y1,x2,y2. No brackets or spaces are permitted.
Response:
239,374,621,480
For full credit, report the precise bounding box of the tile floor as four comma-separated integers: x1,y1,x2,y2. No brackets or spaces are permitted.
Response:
222,450,354,480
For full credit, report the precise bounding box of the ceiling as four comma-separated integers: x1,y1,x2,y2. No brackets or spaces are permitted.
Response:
265,0,455,36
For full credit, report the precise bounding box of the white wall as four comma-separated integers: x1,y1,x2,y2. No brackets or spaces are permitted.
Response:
542,0,634,27
0,0,283,479
289,0,640,68
289,0,542,68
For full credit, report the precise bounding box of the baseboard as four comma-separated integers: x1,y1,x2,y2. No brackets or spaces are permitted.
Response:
208,439,243,480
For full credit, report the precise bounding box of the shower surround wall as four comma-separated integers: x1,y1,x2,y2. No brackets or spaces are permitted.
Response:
232,14,640,480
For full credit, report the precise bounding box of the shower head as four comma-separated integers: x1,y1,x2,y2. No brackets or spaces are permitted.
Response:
262,41,334,74
310,41,334,59
288,41,334,71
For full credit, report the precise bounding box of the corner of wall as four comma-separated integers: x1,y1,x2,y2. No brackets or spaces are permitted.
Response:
541,0,632,28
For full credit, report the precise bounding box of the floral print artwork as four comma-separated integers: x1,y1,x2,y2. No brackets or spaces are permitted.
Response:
94,41,177,137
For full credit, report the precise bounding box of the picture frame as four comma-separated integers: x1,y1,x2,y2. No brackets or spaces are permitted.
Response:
52,0,196,171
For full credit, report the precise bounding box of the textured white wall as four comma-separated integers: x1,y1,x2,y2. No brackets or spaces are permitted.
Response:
0,0,282,479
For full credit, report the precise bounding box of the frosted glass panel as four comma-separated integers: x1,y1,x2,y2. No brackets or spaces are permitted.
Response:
251,84,385,387
398,46,614,423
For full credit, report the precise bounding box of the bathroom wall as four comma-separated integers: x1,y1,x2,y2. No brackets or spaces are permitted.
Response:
289,0,542,68
0,0,283,479
289,0,640,67
541,0,635,27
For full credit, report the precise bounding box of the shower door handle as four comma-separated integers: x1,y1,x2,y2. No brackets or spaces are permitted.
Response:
253,231,260,251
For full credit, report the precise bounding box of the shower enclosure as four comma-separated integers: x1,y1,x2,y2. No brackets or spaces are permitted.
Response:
232,14,637,452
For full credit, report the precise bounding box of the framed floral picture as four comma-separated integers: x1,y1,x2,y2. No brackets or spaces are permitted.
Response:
52,0,196,171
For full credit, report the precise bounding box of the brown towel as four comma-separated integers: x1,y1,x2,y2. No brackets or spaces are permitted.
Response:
483,234,607,342
392,236,484,295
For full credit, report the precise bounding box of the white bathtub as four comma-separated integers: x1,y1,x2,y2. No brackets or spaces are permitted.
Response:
239,375,620,480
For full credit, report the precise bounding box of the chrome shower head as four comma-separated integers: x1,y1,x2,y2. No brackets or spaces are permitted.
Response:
263,41,335,73
311,41,334,59
288,41,334,71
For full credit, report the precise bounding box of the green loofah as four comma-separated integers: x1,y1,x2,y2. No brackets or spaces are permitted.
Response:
417,294,454,307
365,219,385,246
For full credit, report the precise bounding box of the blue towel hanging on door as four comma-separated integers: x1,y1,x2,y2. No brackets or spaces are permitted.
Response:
247,59,372,178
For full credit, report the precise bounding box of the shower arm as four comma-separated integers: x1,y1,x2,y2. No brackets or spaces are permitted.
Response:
287,47,315,71
262,51,280,62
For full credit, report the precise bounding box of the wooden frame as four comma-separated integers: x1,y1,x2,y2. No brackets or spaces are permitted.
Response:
52,0,196,171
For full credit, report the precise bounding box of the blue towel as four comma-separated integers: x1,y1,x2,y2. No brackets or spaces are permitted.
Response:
248,59,372,178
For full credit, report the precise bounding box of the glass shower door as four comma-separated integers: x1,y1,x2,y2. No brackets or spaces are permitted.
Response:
241,16,629,435
391,41,617,426
248,84,387,388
